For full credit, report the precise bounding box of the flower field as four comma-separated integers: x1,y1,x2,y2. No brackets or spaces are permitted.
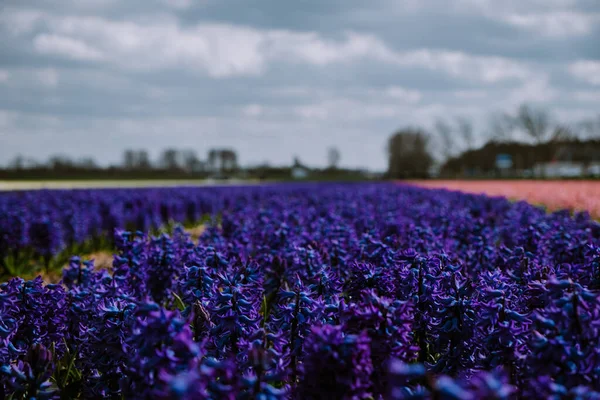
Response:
1,182,600,399
413,180,600,219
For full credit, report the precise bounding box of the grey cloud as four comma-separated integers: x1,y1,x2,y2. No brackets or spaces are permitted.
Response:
0,0,599,170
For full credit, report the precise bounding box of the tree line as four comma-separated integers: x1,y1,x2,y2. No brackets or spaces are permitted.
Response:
386,103,600,179
0,145,365,181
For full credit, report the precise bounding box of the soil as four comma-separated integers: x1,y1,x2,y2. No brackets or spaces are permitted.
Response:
38,224,207,284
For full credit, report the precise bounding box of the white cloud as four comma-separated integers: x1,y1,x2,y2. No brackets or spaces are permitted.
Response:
504,11,600,38
0,9,44,36
0,110,18,130
264,31,398,66
160,0,194,9
241,104,263,117
36,68,59,87
0,70,9,83
505,76,558,106
8,10,535,83
294,104,330,120
453,90,488,100
569,60,600,85
572,90,600,103
395,49,533,83
34,34,105,61
383,86,422,103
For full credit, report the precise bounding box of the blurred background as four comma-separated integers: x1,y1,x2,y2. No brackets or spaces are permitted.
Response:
1,0,599,183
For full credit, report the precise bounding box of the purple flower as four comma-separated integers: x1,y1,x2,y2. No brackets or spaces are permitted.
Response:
297,324,373,400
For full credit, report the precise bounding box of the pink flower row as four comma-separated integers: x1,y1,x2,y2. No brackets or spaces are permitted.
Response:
412,180,600,219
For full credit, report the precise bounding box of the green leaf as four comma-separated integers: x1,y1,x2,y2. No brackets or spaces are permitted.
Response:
173,292,186,311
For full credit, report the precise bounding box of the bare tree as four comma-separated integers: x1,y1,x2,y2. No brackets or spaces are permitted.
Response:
327,147,341,169
9,155,24,170
137,150,151,170
160,148,180,170
207,148,237,174
208,149,218,173
487,112,515,143
123,150,136,170
48,155,74,170
578,115,600,139
515,104,552,144
182,150,200,173
433,118,455,160
455,117,474,151
78,157,97,169
551,124,575,142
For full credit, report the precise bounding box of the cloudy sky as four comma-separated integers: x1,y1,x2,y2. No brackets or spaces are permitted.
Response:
1,0,599,170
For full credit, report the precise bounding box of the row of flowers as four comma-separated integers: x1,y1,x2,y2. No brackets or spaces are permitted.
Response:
413,180,600,219
1,183,600,398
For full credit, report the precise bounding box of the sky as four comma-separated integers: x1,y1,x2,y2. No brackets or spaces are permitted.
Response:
0,0,599,171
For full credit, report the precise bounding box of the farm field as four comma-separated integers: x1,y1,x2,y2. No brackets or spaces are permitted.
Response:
413,180,600,219
0,178,256,191
1,182,600,398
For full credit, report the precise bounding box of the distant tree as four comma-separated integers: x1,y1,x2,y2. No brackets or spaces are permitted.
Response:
9,155,24,170
434,119,455,160
137,150,151,170
456,117,474,151
123,150,136,170
514,104,552,144
292,156,303,168
48,155,74,170
208,149,218,173
78,157,97,169
551,124,575,142
182,150,201,173
221,149,238,172
327,147,341,169
160,148,180,170
578,115,600,139
387,128,433,179
487,112,515,143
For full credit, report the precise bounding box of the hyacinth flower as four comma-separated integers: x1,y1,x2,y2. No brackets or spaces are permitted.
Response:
62,256,95,290
178,264,216,305
1,344,57,400
111,230,148,299
392,253,442,364
341,289,418,395
207,272,261,359
526,278,600,390
145,233,178,304
236,336,288,400
344,261,395,299
29,214,65,272
428,270,477,377
268,278,322,385
387,360,515,400
262,256,287,308
76,296,137,398
475,269,531,385
120,305,201,399
152,368,211,400
585,244,600,289
521,376,600,400
296,324,373,400
0,277,67,366
1,209,31,272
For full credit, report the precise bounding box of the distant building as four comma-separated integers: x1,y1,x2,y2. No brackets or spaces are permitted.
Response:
533,162,584,178
428,164,441,178
587,162,600,177
291,157,310,180
442,139,600,178
291,166,309,179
